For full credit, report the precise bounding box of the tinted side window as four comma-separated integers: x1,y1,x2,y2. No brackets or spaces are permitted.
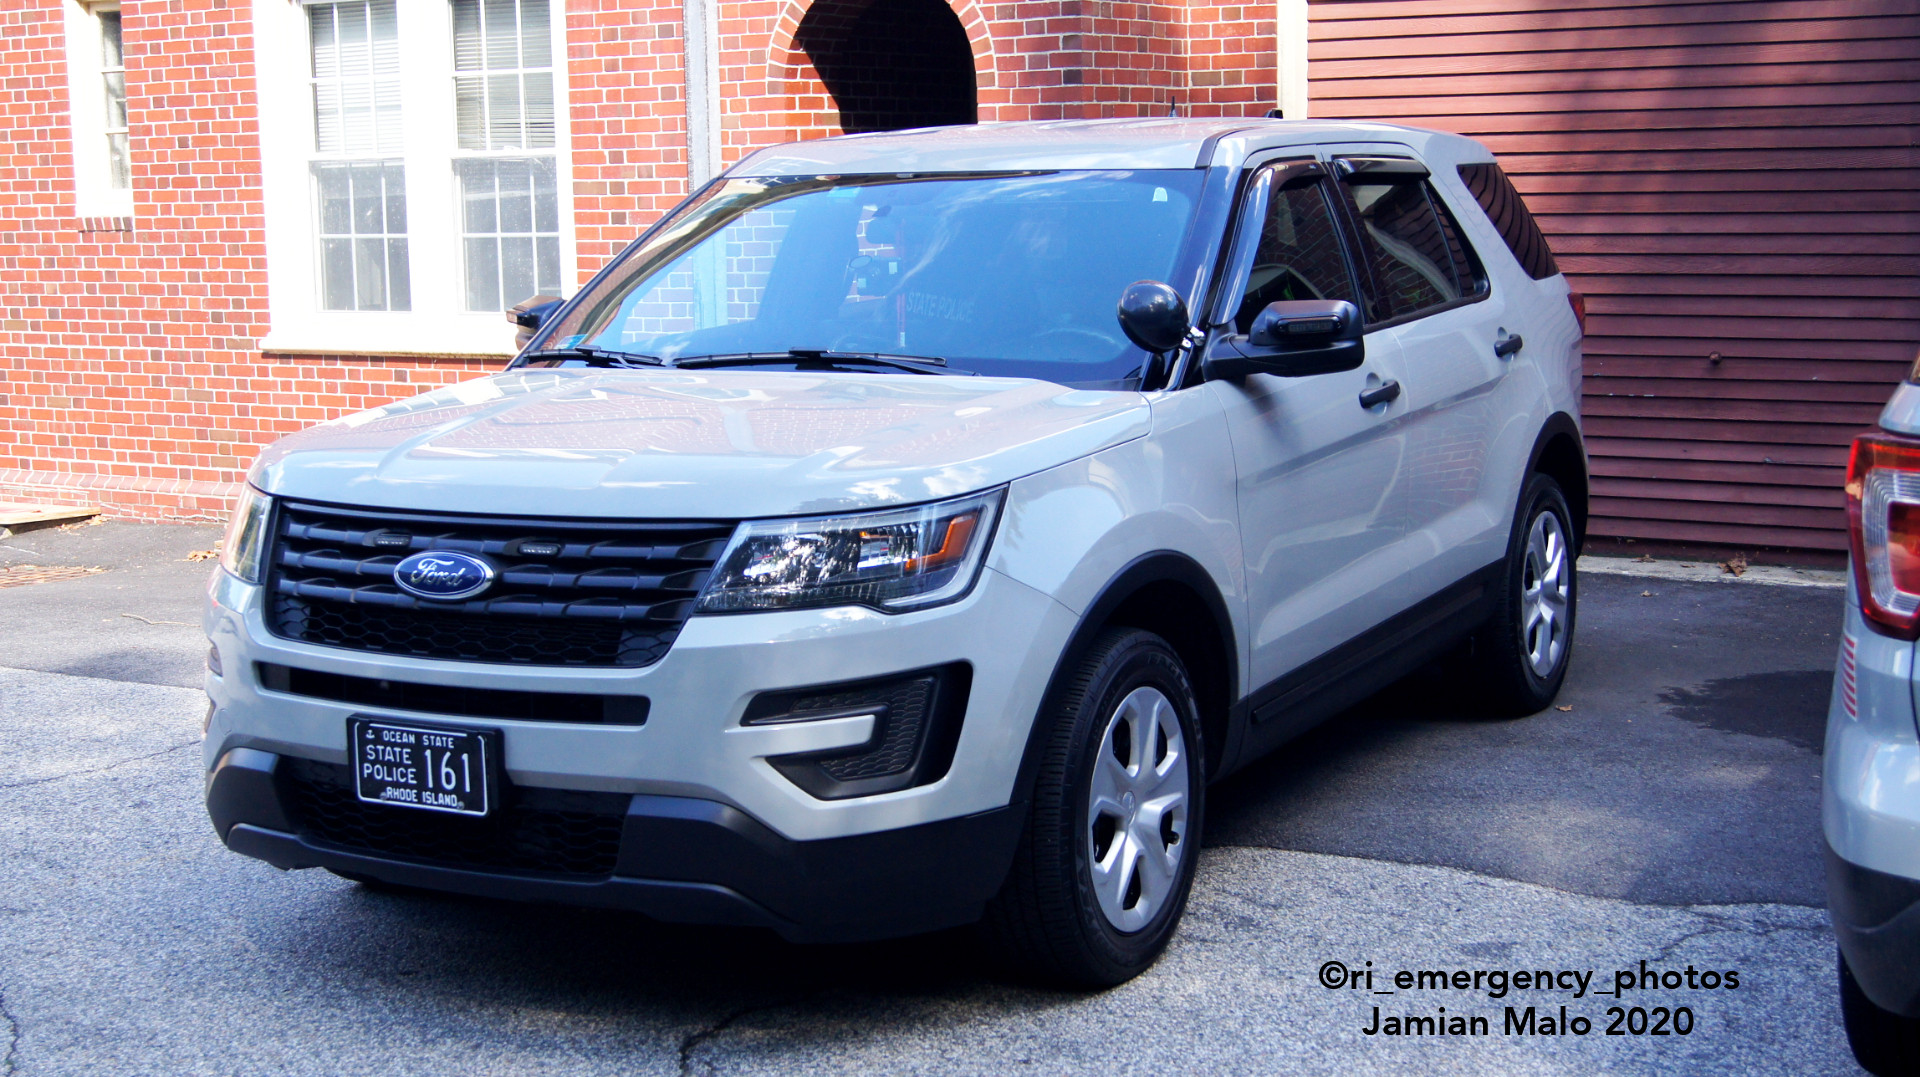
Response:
1433,188,1488,298
1340,176,1468,323
1232,177,1359,334
1456,162,1559,280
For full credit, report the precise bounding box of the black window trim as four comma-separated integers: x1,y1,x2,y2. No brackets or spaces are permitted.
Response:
1328,153,1493,334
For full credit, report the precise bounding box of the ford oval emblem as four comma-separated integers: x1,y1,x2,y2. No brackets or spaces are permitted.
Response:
393,551,495,601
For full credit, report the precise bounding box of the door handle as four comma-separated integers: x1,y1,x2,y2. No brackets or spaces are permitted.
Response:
1358,380,1401,409
1494,332,1524,359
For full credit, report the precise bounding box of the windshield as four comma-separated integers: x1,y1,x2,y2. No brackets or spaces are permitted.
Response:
528,170,1206,385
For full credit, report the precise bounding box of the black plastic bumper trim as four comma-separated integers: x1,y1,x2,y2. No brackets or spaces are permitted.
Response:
1828,843,1920,1017
208,748,1023,943
227,823,787,930
257,662,649,725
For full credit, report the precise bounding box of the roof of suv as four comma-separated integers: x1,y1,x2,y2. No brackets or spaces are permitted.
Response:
731,117,1485,177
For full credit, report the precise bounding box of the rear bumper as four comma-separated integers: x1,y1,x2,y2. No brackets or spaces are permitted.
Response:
1829,844,1920,1018
208,746,1022,943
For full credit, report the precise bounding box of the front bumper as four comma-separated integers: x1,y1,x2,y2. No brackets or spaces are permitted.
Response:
205,562,1076,844
208,746,1022,942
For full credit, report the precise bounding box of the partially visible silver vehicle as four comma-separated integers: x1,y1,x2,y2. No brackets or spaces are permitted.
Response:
1830,365,1920,1074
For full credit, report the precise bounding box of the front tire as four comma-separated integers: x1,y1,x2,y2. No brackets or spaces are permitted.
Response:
984,628,1205,988
1466,472,1577,716
1842,948,1920,1076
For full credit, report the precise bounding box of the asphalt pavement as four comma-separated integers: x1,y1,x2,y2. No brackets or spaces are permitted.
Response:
0,521,1863,1074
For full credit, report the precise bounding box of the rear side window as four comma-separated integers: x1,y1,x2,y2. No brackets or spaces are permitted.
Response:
1339,174,1481,323
1456,162,1559,280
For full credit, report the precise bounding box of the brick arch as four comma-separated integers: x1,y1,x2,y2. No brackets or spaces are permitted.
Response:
752,0,999,146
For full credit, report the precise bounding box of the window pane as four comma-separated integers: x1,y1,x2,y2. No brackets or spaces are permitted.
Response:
501,236,536,306
1433,190,1484,296
383,162,407,233
106,133,129,189
317,165,351,232
311,4,337,76
1342,178,1457,321
336,3,368,78
355,237,388,309
462,165,497,232
350,164,384,233
103,72,127,127
1456,162,1559,281
488,73,522,149
454,76,486,150
484,0,518,68
498,160,532,232
533,158,557,232
99,11,123,67
521,0,550,65
536,236,559,293
321,237,355,310
1233,179,1358,334
465,237,500,311
451,0,483,70
524,71,554,149
388,238,411,310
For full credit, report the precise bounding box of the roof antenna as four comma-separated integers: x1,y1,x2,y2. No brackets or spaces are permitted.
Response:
1168,95,1180,118
1267,108,1284,119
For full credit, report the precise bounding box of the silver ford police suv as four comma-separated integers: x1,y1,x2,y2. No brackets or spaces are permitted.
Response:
205,119,1586,986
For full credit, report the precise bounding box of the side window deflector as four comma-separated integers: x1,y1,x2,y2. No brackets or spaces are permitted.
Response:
1336,157,1430,182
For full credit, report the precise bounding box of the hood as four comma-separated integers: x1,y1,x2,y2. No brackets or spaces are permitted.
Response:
251,369,1149,519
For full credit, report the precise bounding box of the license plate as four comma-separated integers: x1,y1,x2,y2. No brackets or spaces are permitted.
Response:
350,719,493,817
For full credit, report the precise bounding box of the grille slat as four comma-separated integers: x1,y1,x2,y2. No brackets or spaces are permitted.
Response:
266,502,735,668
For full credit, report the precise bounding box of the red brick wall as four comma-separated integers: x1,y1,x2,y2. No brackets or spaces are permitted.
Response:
0,0,494,521
0,0,1274,522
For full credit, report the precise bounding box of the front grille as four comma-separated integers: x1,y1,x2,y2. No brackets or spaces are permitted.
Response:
277,757,628,879
265,501,735,668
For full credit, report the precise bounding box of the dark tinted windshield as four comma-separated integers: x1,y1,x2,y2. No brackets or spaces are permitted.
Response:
531,170,1205,384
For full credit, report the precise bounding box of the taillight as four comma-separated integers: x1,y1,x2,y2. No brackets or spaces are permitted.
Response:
1847,431,1920,638
1567,291,1586,335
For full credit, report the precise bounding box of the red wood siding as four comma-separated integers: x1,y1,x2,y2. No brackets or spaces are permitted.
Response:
1309,0,1920,552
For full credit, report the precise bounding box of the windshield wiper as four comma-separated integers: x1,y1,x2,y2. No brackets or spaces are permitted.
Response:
518,345,666,368
671,349,962,375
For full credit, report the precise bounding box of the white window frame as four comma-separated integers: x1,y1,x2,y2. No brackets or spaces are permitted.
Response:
64,0,133,219
254,0,577,357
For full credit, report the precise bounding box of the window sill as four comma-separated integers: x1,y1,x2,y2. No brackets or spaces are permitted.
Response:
73,191,134,222
260,314,520,360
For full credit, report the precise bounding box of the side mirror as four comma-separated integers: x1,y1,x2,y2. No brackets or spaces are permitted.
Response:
1116,280,1190,353
507,294,564,349
1204,299,1365,379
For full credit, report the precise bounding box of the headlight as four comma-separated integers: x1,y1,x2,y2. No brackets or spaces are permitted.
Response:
219,486,273,584
696,488,1004,614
